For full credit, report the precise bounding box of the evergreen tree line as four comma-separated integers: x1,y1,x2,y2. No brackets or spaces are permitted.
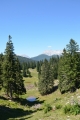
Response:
38,39,80,95
1,36,80,97
58,39,80,93
21,61,36,77
0,35,26,99
22,62,32,77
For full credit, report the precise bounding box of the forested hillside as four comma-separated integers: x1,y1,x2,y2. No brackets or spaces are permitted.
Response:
17,55,33,63
31,54,59,61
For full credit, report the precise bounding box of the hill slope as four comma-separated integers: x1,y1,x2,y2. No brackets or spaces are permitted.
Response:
31,54,58,61
17,55,34,63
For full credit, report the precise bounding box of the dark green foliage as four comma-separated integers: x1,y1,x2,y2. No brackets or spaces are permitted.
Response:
14,58,26,96
74,54,80,88
36,61,40,72
55,104,62,109
27,69,31,77
58,39,80,93
22,62,27,77
17,55,33,63
2,35,26,98
38,59,54,95
27,62,30,68
49,56,59,79
2,35,16,98
58,50,74,93
30,61,36,69
23,67,27,77
44,103,52,113
63,104,80,115
36,61,43,73
37,61,41,79
37,60,43,79
0,53,4,89
22,62,31,77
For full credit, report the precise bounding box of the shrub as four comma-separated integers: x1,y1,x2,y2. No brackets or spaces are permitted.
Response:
44,103,52,113
55,104,62,109
63,103,80,115
63,104,71,114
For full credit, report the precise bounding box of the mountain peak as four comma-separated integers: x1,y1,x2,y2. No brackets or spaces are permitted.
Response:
43,50,63,56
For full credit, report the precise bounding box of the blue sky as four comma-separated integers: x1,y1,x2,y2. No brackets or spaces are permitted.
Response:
0,0,80,57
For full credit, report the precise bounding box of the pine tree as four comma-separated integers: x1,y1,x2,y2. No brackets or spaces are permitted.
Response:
38,59,54,95
36,61,42,79
30,61,35,69
22,62,31,77
36,61,40,72
58,39,80,93
0,53,3,89
66,39,79,54
23,67,27,77
2,35,26,98
58,49,72,93
3,35,16,98
72,53,80,88
27,69,31,77
14,58,26,97
49,56,59,79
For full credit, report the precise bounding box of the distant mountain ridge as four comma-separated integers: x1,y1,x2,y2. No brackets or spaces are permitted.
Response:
17,54,59,63
18,50,63,62
31,50,62,61
31,54,59,61
17,50,80,62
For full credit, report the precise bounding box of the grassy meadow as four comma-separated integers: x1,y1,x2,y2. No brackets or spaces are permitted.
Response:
0,68,80,120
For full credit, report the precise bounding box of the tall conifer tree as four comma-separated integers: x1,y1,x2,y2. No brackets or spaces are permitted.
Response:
3,35,16,98
58,39,80,93
14,58,26,96
3,35,26,98
0,53,3,89
38,59,54,95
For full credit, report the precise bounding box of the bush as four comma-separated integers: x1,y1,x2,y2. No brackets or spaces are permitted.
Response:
44,103,52,113
63,103,80,115
55,104,62,109
63,104,71,114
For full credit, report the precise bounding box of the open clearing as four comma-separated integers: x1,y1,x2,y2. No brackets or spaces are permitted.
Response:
0,68,80,120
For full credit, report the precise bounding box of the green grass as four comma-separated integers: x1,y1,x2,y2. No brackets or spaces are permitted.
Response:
0,68,80,120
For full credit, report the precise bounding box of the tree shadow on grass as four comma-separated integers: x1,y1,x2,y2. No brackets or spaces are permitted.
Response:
0,95,44,120
0,95,44,107
13,97,45,107
0,105,35,120
53,85,58,92
0,96,8,100
44,85,58,95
